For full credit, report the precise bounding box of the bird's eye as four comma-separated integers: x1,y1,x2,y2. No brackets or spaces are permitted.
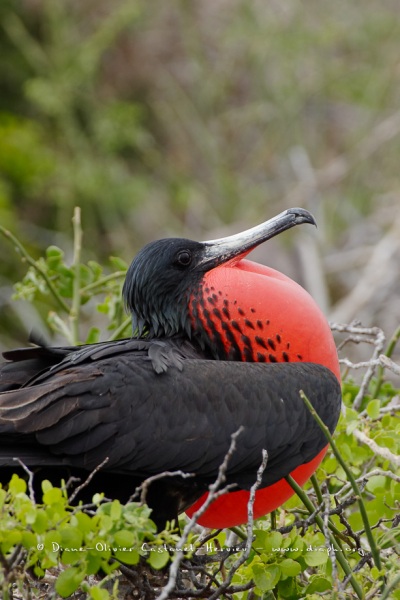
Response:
176,250,192,266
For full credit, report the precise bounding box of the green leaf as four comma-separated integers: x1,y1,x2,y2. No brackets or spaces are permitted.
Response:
1,530,22,552
86,327,100,344
366,475,387,493
86,551,102,575
148,548,170,569
8,474,27,495
304,549,329,567
109,256,128,270
43,486,63,505
367,399,381,419
71,512,93,536
114,548,140,565
252,563,281,592
46,245,64,268
32,509,48,534
41,480,53,494
92,493,105,505
306,575,332,594
21,531,37,550
113,529,136,548
43,530,62,556
263,531,283,553
60,526,83,549
55,566,85,598
279,558,301,577
90,587,110,600
110,500,122,520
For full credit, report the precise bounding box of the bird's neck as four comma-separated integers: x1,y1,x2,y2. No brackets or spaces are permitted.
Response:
187,277,264,361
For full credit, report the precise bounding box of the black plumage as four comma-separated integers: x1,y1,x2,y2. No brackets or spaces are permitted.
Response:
0,338,341,528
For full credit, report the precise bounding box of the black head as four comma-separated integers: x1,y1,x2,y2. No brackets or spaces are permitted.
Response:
123,238,206,338
123,208,316,340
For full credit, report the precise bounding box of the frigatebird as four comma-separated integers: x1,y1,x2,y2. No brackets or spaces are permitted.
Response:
0,208,341,530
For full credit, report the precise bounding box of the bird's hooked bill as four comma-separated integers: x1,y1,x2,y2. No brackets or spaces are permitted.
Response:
198,207,316,269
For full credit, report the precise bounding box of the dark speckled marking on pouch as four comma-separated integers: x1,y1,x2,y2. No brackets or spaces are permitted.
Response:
222,306,230,320
213,308,222,320
231,321,242,334
255,336,268,350
221,322,242,360
244,347,253,361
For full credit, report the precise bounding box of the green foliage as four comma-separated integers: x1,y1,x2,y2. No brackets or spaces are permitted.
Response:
1,0,400,251
0,475,178,598
0,112,54,195
1,209,130,346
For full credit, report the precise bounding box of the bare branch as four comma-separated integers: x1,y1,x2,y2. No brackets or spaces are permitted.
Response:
156,427,244,600
129,470,195,505
379,354,400,376
353,430,400,467
13,458,35,504
330,322,386,409
321,484,342,598
208,449,268,600
338,469,400,500
68,457,110,503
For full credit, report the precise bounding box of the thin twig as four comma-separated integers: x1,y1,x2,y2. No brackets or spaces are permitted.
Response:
379,354,400,376
330,322,386,409
277,495,359,536
372,325,400,397
70,207,83,345
129,470,195,505
286,475,364,600
353,429,400,467
13,458,35,504
338,468,400,499
322,484,340,599
80,271,126,294
0,226,70,314
156,427,244,600
299,391,383,575
68,457,110,503
208,450,268,600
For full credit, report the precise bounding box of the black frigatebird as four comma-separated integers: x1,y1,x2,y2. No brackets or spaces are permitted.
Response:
0,208,341,530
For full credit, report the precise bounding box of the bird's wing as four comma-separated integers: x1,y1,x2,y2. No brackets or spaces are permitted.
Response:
0,339,341,489
0,337,202,392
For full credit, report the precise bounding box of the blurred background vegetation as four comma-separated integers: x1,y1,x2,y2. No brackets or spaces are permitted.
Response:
1,0,400,351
